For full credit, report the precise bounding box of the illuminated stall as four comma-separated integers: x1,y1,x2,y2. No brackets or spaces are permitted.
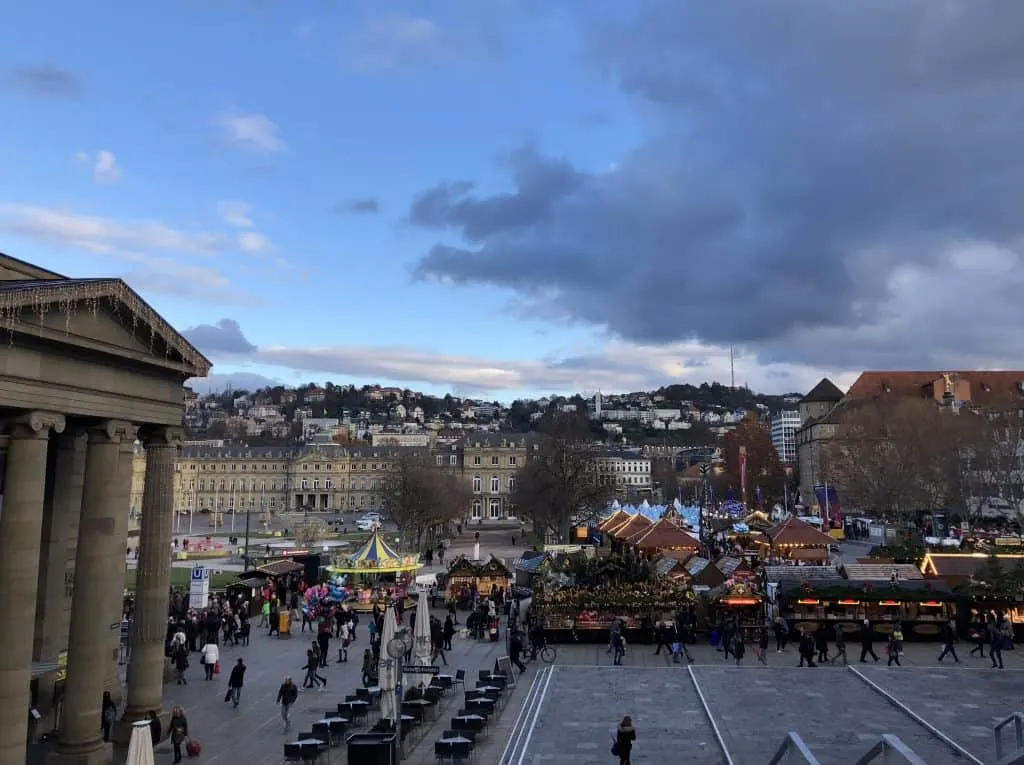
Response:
755,516,836,564
326,531,421,612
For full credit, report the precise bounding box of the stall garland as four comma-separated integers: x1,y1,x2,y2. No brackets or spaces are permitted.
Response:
785,580,955,603
535,581,688,613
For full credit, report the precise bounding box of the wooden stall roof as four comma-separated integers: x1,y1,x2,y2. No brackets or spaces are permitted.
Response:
763,565,840,583
790,548,830,561
610,513,653,539
256,559,303,577
479,557,512,578
842,563,923,581
599,510,632,532
780,577,955,601
756,516,836,548
631,518,700,551
920,553,1024,578
447,557,479,577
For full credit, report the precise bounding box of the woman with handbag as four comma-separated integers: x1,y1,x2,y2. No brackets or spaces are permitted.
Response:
201,640,219,680
612,716,636,765
169,706,189,764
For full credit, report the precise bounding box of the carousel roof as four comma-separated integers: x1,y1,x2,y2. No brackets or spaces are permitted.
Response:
329,530,420,573
609,513,653,539
756,516,836,548
631,518,700,551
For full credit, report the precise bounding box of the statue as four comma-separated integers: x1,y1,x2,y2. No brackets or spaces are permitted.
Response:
942,373,954,395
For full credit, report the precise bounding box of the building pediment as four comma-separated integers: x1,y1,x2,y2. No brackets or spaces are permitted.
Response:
0,277,211,379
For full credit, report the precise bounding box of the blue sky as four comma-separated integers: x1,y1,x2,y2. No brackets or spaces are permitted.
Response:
4,1,1009,399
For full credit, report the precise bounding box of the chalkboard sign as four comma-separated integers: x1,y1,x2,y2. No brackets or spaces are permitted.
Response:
497,656,516,688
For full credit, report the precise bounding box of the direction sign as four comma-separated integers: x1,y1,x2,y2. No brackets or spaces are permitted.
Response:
699,463,710,476
402,665,440,675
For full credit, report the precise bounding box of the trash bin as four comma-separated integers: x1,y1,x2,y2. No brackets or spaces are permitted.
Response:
346,733,397,765
278,610,291,637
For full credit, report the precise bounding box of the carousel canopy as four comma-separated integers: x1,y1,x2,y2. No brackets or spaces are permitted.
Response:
328,530,420,574
756,516,836,548
631,518,700,551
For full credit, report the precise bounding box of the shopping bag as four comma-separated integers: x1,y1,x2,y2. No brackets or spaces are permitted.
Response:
671,642,680,654
223,689,232,703
186,739,201,757
213,661,220,675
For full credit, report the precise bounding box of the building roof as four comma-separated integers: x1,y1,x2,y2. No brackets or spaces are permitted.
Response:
599,510,632,532
763,565,840,583
800,378,845,404
630,518,700,551
256,559,304,577
845,371,1024,406
608,513,653,539
758,516,836,548
920,553,1024,578
842,563,923,581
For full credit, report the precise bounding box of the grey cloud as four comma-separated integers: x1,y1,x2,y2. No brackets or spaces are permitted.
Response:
183,319,257,355
334,198,380,215
410,1,1024,371
187,372,281,394
8,64,83,98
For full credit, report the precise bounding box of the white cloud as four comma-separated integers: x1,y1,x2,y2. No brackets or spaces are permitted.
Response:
341,14,494,74
222,338,855,396
215,112,285,153
75,150,121,184
237,231,269,253
218,201,252,228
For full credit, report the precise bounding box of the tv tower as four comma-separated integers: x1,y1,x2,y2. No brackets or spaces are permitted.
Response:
729,345,735,390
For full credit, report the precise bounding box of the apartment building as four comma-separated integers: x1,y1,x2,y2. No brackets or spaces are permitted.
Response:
770,410,801,465
594,449,653,495
461,433,539,521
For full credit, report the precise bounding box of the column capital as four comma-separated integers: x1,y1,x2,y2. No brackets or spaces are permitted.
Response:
9,411,66,440
86,419,137,446
139,425,185,450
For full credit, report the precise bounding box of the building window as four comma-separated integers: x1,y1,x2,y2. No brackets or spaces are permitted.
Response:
449,455,457,466
472,476,482,493
326,479,333,489
313,479,320,489
490,476,500,493
472,499,482,519
509,455,517,466
473,456,482,466
303,464,308,471
301,479,308,490
508,477,515,493
491,455,499,465
489,500,500,519
506,503,517,520
436,455,444,466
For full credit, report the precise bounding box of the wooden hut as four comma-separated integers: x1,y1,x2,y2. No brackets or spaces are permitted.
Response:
599,509,633,533
631,518,700,554
477,556,513,598
609,513,653,541
756,516,836,563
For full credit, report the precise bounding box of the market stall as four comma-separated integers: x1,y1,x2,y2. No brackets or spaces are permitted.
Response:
325,531,421,613
711,581,765,641
778,578,956,641
607,514,654,550
755,516,836,564
921,552,1024,639
630,518,701,555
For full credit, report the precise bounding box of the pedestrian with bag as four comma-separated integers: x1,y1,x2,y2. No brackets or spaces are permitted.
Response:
200,640,219,681
612,715,636,765
831,624,848,665
169,706,189,764
225,658,246,709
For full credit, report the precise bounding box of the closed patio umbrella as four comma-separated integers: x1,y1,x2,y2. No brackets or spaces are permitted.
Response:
126,719,155,765
377,605,399,723
404,587,435,691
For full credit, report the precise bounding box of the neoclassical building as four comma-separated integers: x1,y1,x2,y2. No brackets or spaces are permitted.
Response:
0,254,208,765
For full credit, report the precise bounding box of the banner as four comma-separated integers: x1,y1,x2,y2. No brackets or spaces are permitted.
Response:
813,484,842,529
739,446,747,506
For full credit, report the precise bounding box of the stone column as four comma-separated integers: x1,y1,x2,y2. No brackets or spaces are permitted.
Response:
102,434,138,705
48,421,135,765
33,433,87,725
122,427,183,724
0,411,65,765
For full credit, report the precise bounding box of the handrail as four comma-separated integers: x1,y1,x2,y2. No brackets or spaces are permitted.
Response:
995,712,1024,764
766,733,821,765
851,735,928,765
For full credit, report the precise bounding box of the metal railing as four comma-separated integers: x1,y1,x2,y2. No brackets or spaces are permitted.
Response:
995,713,1024,765
851,735,928,765
767,733,821,765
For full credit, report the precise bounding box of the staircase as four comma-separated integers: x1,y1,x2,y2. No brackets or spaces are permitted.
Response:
767,733,929,765
995,713,1024,765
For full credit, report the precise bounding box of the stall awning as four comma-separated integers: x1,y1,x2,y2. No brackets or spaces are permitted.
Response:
842,563,923,581
790,548,830,561
756,516,836,548
257,560,304,577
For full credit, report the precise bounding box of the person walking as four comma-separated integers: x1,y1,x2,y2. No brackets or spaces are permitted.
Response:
937,620,961,663
303,644,326,688
773,616,789,652
614,715,637,765
201,640,219,681
886,632,902,666
968,616,987,658
173,644,190,685
510,630,527,673
731,632,746,665
276,676,299,732
989,616,1005,669
859,619,880,663
611,630,626,666
797,628,816,667
757,626,770,665
226,658,246,708
443,615,455,651
100,691,117,742
360,648,375,687
814,625,829,664
831,625,848,665
169,706,189,764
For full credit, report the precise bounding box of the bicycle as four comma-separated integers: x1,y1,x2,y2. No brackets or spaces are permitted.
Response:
525,637,557,664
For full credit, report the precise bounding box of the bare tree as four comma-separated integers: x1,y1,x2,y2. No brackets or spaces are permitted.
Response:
651,457,680,504
964,399,1024,520
511,413,615,542
385,450,470,549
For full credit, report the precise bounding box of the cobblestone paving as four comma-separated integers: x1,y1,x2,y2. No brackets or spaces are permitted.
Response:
511,665,727,764
857,664,1024,764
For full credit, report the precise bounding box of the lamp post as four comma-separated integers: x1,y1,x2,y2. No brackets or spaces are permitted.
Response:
243,486,253,572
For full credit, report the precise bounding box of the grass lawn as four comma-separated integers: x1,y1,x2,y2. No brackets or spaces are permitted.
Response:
125,568,239,592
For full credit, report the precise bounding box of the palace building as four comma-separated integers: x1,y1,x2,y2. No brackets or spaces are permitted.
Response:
0,253,207,765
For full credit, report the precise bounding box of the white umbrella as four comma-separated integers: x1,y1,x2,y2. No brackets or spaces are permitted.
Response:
404,588,434,691
377,605,399,723
126,719,155,765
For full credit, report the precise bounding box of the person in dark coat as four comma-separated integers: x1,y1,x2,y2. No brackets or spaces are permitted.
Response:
615,715,637,765
859,619,880,662
797,629,816,667
147,710,162,746
227,658,246,708
100,691,117,742
510,631,527,673
937,620,960,663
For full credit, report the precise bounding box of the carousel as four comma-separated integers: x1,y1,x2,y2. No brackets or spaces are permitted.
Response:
325,531,422,613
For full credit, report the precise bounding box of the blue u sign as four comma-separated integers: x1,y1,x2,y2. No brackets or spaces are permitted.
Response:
191,566,208,581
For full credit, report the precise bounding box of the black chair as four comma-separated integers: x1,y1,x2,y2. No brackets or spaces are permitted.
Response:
450,739,472,763
453,669,465,691
424,686,444,703
297,732,314,742
451,716,485,734
401,702,425,724
435,741,454,761
311,723,331,746
283,743,303,763
327,719,347,742
354,687,378,708
443,729,477,744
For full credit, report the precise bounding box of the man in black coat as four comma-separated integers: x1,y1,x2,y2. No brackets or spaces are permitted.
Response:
226,658,246,708
859,619,880,662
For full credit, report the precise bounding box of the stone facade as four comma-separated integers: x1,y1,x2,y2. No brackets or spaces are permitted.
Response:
0,254,208,765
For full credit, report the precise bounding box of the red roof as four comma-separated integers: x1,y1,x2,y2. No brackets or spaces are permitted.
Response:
845,371,1024,407
631,519,700,551
599,510,632,532
758,516,835,547
608,514,653,539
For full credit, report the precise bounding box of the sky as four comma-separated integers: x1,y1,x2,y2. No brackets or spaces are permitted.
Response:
2,0,1022,401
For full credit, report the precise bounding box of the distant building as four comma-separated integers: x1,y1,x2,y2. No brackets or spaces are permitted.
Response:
770,410,801,465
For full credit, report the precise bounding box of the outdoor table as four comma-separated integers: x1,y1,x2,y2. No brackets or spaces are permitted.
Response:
475,685,501,693
364,686,381,694
293,739,327,746
466,698,494,709
317,717,348,725
453,715,485,722
439,737,473,745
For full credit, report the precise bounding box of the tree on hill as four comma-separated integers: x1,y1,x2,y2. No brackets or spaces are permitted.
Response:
719,414,786,507
511,413,615,542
